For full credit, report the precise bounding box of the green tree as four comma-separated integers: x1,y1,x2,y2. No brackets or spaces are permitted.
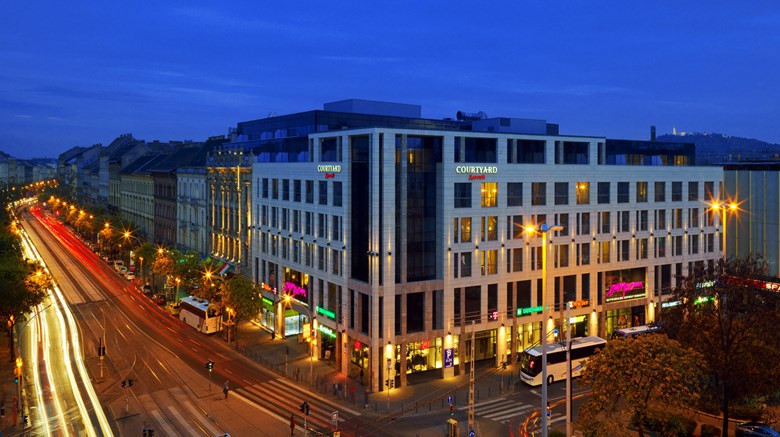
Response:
171,250,205,297
659,256,780,436
220,274,261,347
578,334,704,437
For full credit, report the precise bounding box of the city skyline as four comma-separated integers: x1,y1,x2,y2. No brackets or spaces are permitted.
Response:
2,1,779,159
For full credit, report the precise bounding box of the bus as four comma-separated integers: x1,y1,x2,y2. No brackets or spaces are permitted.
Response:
179,296,222,334
519,336,607,386
611,324,661,339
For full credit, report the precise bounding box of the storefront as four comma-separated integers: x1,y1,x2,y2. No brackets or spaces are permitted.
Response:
601,268,648,336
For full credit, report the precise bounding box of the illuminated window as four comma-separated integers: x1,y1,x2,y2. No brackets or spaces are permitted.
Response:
636,182,648,203
576,182,590,205
481,182,498,207
460,217,472,243
481,250,497,275
481,216,497,241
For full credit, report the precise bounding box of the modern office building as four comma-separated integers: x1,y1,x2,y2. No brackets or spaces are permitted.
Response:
723,162,780,276
243,100,722,393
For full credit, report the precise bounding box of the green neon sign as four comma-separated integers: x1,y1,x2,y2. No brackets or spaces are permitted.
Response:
318,324,337,338
316,306,336,319
262,297,273,307
694,296,714,305
516,305,544,316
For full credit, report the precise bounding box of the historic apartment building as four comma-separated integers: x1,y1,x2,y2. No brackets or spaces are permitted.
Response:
241,100,724,393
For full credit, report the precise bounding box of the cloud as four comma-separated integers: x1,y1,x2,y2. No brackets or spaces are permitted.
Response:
169,6,340,38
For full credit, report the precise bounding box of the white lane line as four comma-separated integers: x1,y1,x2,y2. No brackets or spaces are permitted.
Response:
183,400,221,436
150,409,178,437
457,397,506,410
167,404,200,436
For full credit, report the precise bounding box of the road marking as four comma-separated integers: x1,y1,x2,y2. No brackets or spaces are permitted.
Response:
150,409,178,437
457,397,506,410
183,400,221,436
167,404,200,436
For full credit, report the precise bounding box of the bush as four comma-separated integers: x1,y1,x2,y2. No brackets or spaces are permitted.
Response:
700,424,721,437
636,415,696,437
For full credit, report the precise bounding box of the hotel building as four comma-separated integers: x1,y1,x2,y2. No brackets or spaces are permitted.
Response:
241,100,723,393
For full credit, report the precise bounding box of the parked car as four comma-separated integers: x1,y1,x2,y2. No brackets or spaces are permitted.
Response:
736,422,780,437
153,294,166,305
142,284,153,295
166,302,181,316
113,260,124,271
118,266,128,276
125,272,135,281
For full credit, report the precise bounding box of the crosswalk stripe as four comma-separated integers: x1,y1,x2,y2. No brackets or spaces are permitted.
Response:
483,404,533,420
150,409,178,437
456,397,506,411
183,400,221,436
167,404,200,436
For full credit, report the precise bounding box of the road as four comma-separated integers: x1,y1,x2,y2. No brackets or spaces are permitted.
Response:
21,205,391,437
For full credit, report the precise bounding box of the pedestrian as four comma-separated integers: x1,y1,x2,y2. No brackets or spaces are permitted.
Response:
223,380,229,399
333,381,338,397
359,367,364,385
294,366,300,382
270,329,275,340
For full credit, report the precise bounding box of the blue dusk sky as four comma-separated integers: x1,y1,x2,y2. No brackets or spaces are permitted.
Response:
1,1,778,159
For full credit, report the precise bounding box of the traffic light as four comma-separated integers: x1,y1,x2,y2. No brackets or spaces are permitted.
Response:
450,404,455,417
121,380,126,388
14,376,18,384
206,360,214,371
128,379,133,387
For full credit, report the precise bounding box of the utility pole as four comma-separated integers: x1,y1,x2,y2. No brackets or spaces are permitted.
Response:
566,302,572,437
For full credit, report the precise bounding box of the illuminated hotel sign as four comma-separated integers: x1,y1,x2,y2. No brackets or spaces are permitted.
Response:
516,305,544,316
605,281,646,303
317,165,341,179
569,299,590,309
455,165,498,180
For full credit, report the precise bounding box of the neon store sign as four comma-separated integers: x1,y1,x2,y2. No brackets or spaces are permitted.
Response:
283,281,307,298
605,281,645,303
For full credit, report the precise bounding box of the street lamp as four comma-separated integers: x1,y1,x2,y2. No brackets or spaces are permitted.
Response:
710,200,738,261
526,223,563,437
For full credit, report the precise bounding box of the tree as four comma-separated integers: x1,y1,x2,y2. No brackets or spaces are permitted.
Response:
220,274,261,347
578,334,704,437
659,256,780,436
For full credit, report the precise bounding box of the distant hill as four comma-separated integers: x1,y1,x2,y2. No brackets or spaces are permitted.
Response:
656,132,780,164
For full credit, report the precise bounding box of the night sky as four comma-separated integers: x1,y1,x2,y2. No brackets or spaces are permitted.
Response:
2,1,778,159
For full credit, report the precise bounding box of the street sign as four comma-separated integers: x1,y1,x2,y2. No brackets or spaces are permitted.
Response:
447,395,453,404
331,411,338,422
444,348,454,368
469,429,475,437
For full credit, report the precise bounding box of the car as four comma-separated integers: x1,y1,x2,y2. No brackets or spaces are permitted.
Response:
166,302,181,316
142,284,153,295
118,266,128,276
153,294,166,305
125,272,135,280
736,422,780,437
113,260,124,271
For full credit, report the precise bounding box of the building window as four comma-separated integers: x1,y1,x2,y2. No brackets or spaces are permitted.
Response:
305,211,313,235
460,217,472,243
306,180,314,204
577,242,590,266
516,140,546,164
637,210,648,231
688,181,699,201
554,182,569,205
674,208,683,229
531,182,546,206
599,211,611,234
576,182,589,204
481,216,498,241
637,238,648,259
704,181,714,201
481,182,498,207
262,178,269,198
282,179,290,201
655,209,666,230
481,250,497,275
655,181,665,202
294,180,301,202
672,182,682,201
272,179,279,200
507,182,522,207
511,247,523,272
332,248,341,275
619,211,630,233
689,208,700,229
636,182,648,203
332,215,341,241
318,181,328,205
454,183,471,208
598,182,610,204
674,235,683,256
271,207,278,228
509,215,524,239
689,234,699,254
618,239,630,261
577,212,591,236
599,241,611,264
655,237,666,258
617,182,629,203
460,252,472,277
333,181,342,207
555,244,569,268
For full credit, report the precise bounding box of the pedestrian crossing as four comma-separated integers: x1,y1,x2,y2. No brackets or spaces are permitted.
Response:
457,397,565,425
137,389,228,437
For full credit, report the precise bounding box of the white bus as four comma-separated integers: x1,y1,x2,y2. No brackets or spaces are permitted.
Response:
611,324,661,339
179,296,222,334
519,336,606,386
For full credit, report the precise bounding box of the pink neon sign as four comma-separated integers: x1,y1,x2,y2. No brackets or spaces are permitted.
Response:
606,281,644,298
283,281,307,297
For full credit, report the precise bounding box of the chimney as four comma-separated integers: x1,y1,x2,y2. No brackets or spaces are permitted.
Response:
650,125,656,142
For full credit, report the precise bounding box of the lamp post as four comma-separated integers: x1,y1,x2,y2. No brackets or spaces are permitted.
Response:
711,201,737,261
282,294,316,385
527,223,563,437
139,256,144,282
